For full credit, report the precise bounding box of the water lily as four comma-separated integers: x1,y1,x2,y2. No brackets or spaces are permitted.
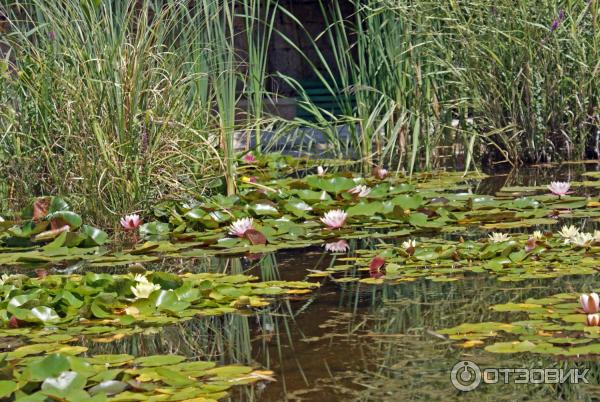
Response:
488,232,511,243
243,153,257,163
0,216,4,222
594,230,600,243
133,274,150,284
120,214,141,231
558,225,581,243
320,210,347,229
373,167,388,180
580,293,600,313
324,240,349,253
348,185,371,198
0,274,14,286
532,230,544,240
547,181,571,197
587,314,600,327
571,232,594,248
317,166,325,176
228,218,254,237
131,281,161,299
402,239,417,250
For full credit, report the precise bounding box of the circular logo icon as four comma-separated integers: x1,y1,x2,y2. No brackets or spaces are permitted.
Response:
450,361,481,391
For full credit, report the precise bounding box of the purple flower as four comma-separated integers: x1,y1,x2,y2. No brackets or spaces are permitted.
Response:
551,19,560,31
48,31,56,40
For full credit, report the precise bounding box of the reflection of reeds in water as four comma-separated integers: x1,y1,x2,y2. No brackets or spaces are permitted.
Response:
353,276,600,401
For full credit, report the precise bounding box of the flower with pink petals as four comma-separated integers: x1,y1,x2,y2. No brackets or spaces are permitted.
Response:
228,218,254,237
547,181,572,197
324,240,349,253
587,314,600,326
320,209,347,229
348,184,371,198
580,293,600,313
373,167,388,180
243,153,257,163
120,214,141,231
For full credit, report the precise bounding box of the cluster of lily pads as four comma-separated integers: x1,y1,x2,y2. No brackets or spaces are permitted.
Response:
437,291,600,356
0,271,317,331
0,350,272,400
321,224,600,283
0,197,108,249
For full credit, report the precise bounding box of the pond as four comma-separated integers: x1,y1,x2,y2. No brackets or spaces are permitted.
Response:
3,161,600,401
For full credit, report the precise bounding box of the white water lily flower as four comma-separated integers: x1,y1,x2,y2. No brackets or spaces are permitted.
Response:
532,230,544,240
228,218,254,237
317,166,325,176
131,282,161,299
320,209,347,229
0,274,13,286
488,232,511,243
594,230,600,243
133,274,150,284
348,184,371,198
547,181,571,196
558,225,580,243
571,232,594,247
402,239,417,250
324,240,349,253
0,216,4,222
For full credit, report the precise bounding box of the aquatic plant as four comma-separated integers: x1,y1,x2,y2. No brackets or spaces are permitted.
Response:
558,225,580,243
243,153,257,164
324,240,349,253
131,281,161,299
321,210,348,229
373,167,389,180
488,232,511,243
120,214,141,231
580,293,600,313
228,218,255,237
548,181,572,197
587,314,600,327
571,232,594,248
0,351,271,400
348,185,371,198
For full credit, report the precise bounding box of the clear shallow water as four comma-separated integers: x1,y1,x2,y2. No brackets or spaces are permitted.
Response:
7,164,600,401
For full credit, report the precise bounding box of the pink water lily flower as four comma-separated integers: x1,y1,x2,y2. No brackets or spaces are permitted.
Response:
580,293,600,313
243,153,257,163
587,314,600,327
120,214,141,231
373,167,388,180
324,240,349,253
228,218,254,237
320,209,347,229
547,181,571,197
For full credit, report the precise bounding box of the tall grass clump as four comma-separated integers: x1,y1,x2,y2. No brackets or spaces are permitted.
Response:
281,0,599,171
0,0,225,223
438,0,599,164
0,0,279,221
